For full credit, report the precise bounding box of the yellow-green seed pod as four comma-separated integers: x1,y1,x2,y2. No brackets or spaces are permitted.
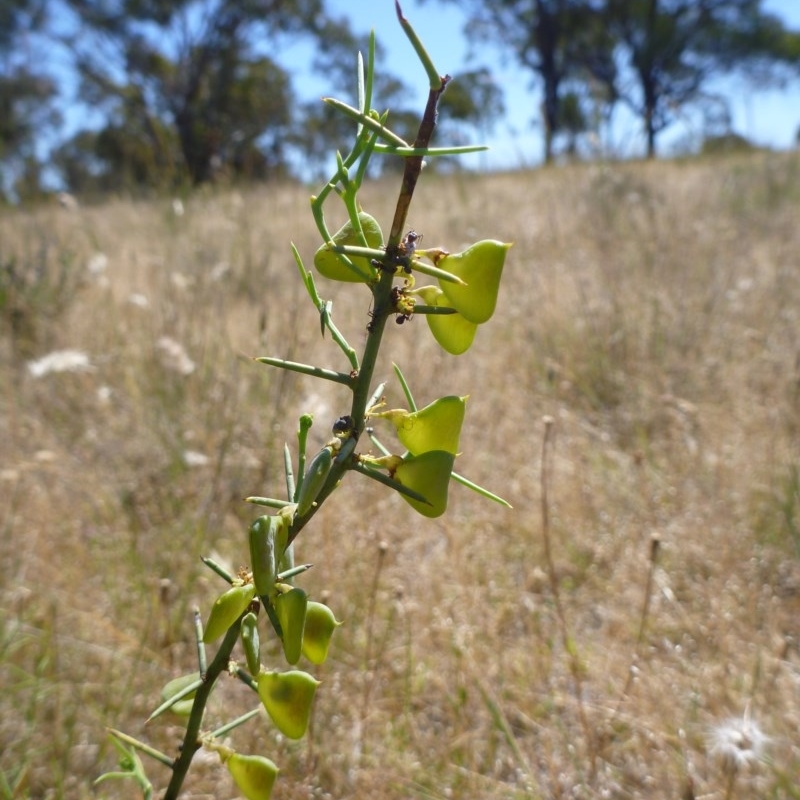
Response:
296,445,333,517
275,587,308,665
415,285,478,355
379,395,467,456
160,672,201,718
249,515,279,597
226,752,279,800
203,583,256,643
314,212,383,283
394,450,455,518
257,669,320,740
301,601,342,665
240,611,261,676
437,240,511,324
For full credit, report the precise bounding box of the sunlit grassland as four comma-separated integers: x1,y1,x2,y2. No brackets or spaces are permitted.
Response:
2,152,800,799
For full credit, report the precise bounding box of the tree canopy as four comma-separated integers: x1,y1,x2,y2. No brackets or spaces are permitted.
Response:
1,0,799,198
425,0,800,161
0,0,61,200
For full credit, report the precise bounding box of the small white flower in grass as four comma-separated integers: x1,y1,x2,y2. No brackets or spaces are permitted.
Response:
171,272,193,290
27,349,93,378
86,253,108,275
128,293,149,309
183,450,209,467
709,710,769,776
209,261,230,282
156,336,196,376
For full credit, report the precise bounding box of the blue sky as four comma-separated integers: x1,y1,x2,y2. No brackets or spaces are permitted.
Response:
42,0,800,185
310,0,800,168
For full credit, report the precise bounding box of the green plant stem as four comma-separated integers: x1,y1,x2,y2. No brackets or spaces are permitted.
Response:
285,268,395,547
193,609,207,677
200,556,235,584
285,77,447,548
163,619,242,800
253,356,354,387
208,707,262,740
395,0,441,90
388,75,450,245
106,728,173,768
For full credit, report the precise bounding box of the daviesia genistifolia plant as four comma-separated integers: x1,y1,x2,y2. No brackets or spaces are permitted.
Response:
97,5,511,798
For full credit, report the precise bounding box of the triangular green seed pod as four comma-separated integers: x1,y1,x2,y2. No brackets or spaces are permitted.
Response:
314,212,383,283
380,395,466,456
416,285,477,355
394,450,455,518
275,587,308,666
437,240,511,324
203,583,256,643
301,601,342,665
257,669,320,740
160,672,201,718
226,752,279,800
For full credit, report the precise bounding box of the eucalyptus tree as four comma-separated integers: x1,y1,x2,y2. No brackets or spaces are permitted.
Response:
602,0,798,157
422,0,614,163
59,0,342,185
0,0,60,200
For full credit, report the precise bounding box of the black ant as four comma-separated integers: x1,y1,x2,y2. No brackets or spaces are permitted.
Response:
391,285,414,325
397,230,422,272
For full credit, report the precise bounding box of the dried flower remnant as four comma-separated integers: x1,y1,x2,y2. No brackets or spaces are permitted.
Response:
27,349,94,378
709,713,769,776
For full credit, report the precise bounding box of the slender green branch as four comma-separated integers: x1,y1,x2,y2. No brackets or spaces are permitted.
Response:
295,414,314,502
367,381,387,411
408,260,464,284
234,666,259,692
320,302,360,370
193,609,207,677
322,98,408,147
350,460,431,505
163,619,243,800
451,471,512,508
200,556,235,584
368,431,392,456
146,678,204,724
283,444,296,503
253,356,355,387
374,143,488,157
208,707,262,740
395,0,443,90
392,363,417,411
329,244,386,261
277,563,313,581
245,496,295,509
412,305,458,315
106,729,174,768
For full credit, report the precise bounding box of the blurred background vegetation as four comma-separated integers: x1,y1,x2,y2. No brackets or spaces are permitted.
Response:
2,0,800,202
3,2,800,799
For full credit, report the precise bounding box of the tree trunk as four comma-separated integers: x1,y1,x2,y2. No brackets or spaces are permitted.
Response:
536,0,561,165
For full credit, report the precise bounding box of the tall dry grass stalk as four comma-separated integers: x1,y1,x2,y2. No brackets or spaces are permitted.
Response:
2,152,800,798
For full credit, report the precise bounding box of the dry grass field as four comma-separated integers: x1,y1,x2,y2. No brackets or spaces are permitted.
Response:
2,152,800,800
